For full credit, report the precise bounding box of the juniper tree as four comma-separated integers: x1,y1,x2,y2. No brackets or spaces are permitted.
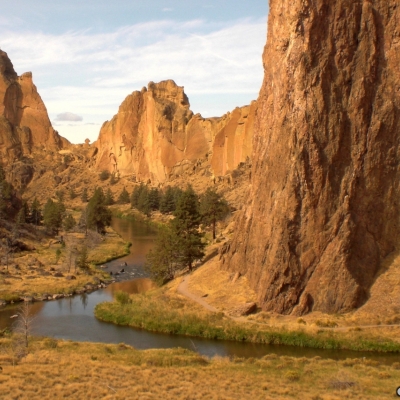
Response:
200,188,230,240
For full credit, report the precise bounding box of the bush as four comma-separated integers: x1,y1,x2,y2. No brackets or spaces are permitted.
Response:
99,170,110,181
115,291,130,305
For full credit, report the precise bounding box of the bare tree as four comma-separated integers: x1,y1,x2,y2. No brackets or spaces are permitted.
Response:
12,301,34,348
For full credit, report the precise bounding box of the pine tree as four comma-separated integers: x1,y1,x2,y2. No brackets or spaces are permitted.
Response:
76,245,89,271
30,197,42,226
171,185,205,271
130,183,145,208
104,188,115,206
137,187,150,216
148,188,160,211
160,186,175,214
86,187,111,234
63,213,76,231
200,188,230,239
43,199,65,234
145,224,181,284
118,187,130,204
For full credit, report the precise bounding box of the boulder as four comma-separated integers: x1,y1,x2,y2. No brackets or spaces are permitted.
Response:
227,302,257,317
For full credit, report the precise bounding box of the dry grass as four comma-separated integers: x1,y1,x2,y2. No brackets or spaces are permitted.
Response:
186,257,257,311
0,337,398,399
0,225,128,300
179,256,400,345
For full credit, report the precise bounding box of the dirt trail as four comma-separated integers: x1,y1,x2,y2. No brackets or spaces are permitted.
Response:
177,273,400,332
177,275,218,312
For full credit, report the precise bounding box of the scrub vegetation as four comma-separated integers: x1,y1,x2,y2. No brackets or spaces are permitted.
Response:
0,337,399,399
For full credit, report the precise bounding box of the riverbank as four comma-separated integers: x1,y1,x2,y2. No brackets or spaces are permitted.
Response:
95,281,400,353
0,224,129,305
0,336,398,399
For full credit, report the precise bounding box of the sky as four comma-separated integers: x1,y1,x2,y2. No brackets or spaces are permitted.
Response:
0,1,268,144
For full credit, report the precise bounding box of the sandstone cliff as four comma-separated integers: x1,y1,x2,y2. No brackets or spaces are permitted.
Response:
221,0,400,315
94,80,255,183
0,50,68,178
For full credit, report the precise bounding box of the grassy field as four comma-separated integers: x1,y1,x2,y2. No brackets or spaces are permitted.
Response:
95,284,400,353
0,336,398,399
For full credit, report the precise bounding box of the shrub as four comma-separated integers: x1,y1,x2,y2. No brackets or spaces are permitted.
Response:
115,291,130,305
99,170,110,181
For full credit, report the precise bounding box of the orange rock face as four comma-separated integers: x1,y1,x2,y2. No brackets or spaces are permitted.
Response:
94,80,255,183
221,1,400,314
0,50,68,164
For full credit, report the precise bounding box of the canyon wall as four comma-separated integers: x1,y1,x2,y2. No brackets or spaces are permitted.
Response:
221,0,400,314
94,80,255,183
0,50,68,165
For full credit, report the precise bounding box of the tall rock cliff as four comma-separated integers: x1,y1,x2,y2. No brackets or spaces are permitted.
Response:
94,80,255,183
0,50,68,164
221,0,400,314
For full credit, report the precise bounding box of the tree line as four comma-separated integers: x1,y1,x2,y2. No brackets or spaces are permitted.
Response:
144,185,229,285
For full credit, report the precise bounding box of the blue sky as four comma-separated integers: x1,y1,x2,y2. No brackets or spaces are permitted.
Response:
1,1,268,143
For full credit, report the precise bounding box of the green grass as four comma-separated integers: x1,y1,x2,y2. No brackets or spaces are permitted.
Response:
95,292,400,353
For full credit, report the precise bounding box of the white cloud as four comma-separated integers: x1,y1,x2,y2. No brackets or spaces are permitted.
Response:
0,17,267,143
55,112,83,122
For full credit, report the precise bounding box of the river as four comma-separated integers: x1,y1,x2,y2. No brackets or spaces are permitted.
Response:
0,217,399,363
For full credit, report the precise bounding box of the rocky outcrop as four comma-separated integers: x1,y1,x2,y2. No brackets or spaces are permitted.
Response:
0,50,68,166
93,80,255,183
221,1,400,315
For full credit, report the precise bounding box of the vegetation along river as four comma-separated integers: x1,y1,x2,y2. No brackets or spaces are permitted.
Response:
0,217,398,363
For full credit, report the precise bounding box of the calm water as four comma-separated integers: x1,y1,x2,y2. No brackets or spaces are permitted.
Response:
0,217,399,363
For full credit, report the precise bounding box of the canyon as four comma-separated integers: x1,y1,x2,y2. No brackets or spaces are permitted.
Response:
1,0,400,317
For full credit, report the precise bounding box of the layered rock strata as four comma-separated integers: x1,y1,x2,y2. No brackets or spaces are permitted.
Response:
221,0,400,314
94,80,255,183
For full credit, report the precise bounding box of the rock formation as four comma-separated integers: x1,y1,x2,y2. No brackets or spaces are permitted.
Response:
0,50,68,170
93,80,255,183
221,0,400,314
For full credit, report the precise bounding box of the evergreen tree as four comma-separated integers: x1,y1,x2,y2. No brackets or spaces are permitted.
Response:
30,198,42,226
104,188,115,206
43,199,65,234
81,187,88,203
159,186,175,214
86,187,111,234
63,213,76,231
0,166,14,218
130,183,145,208
16,201,29,225
76,245,89,272
118,186,130,204
171,185,205,271
148,188,160,211
145,224,181,284
200,188,230,239
137,187,150,216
